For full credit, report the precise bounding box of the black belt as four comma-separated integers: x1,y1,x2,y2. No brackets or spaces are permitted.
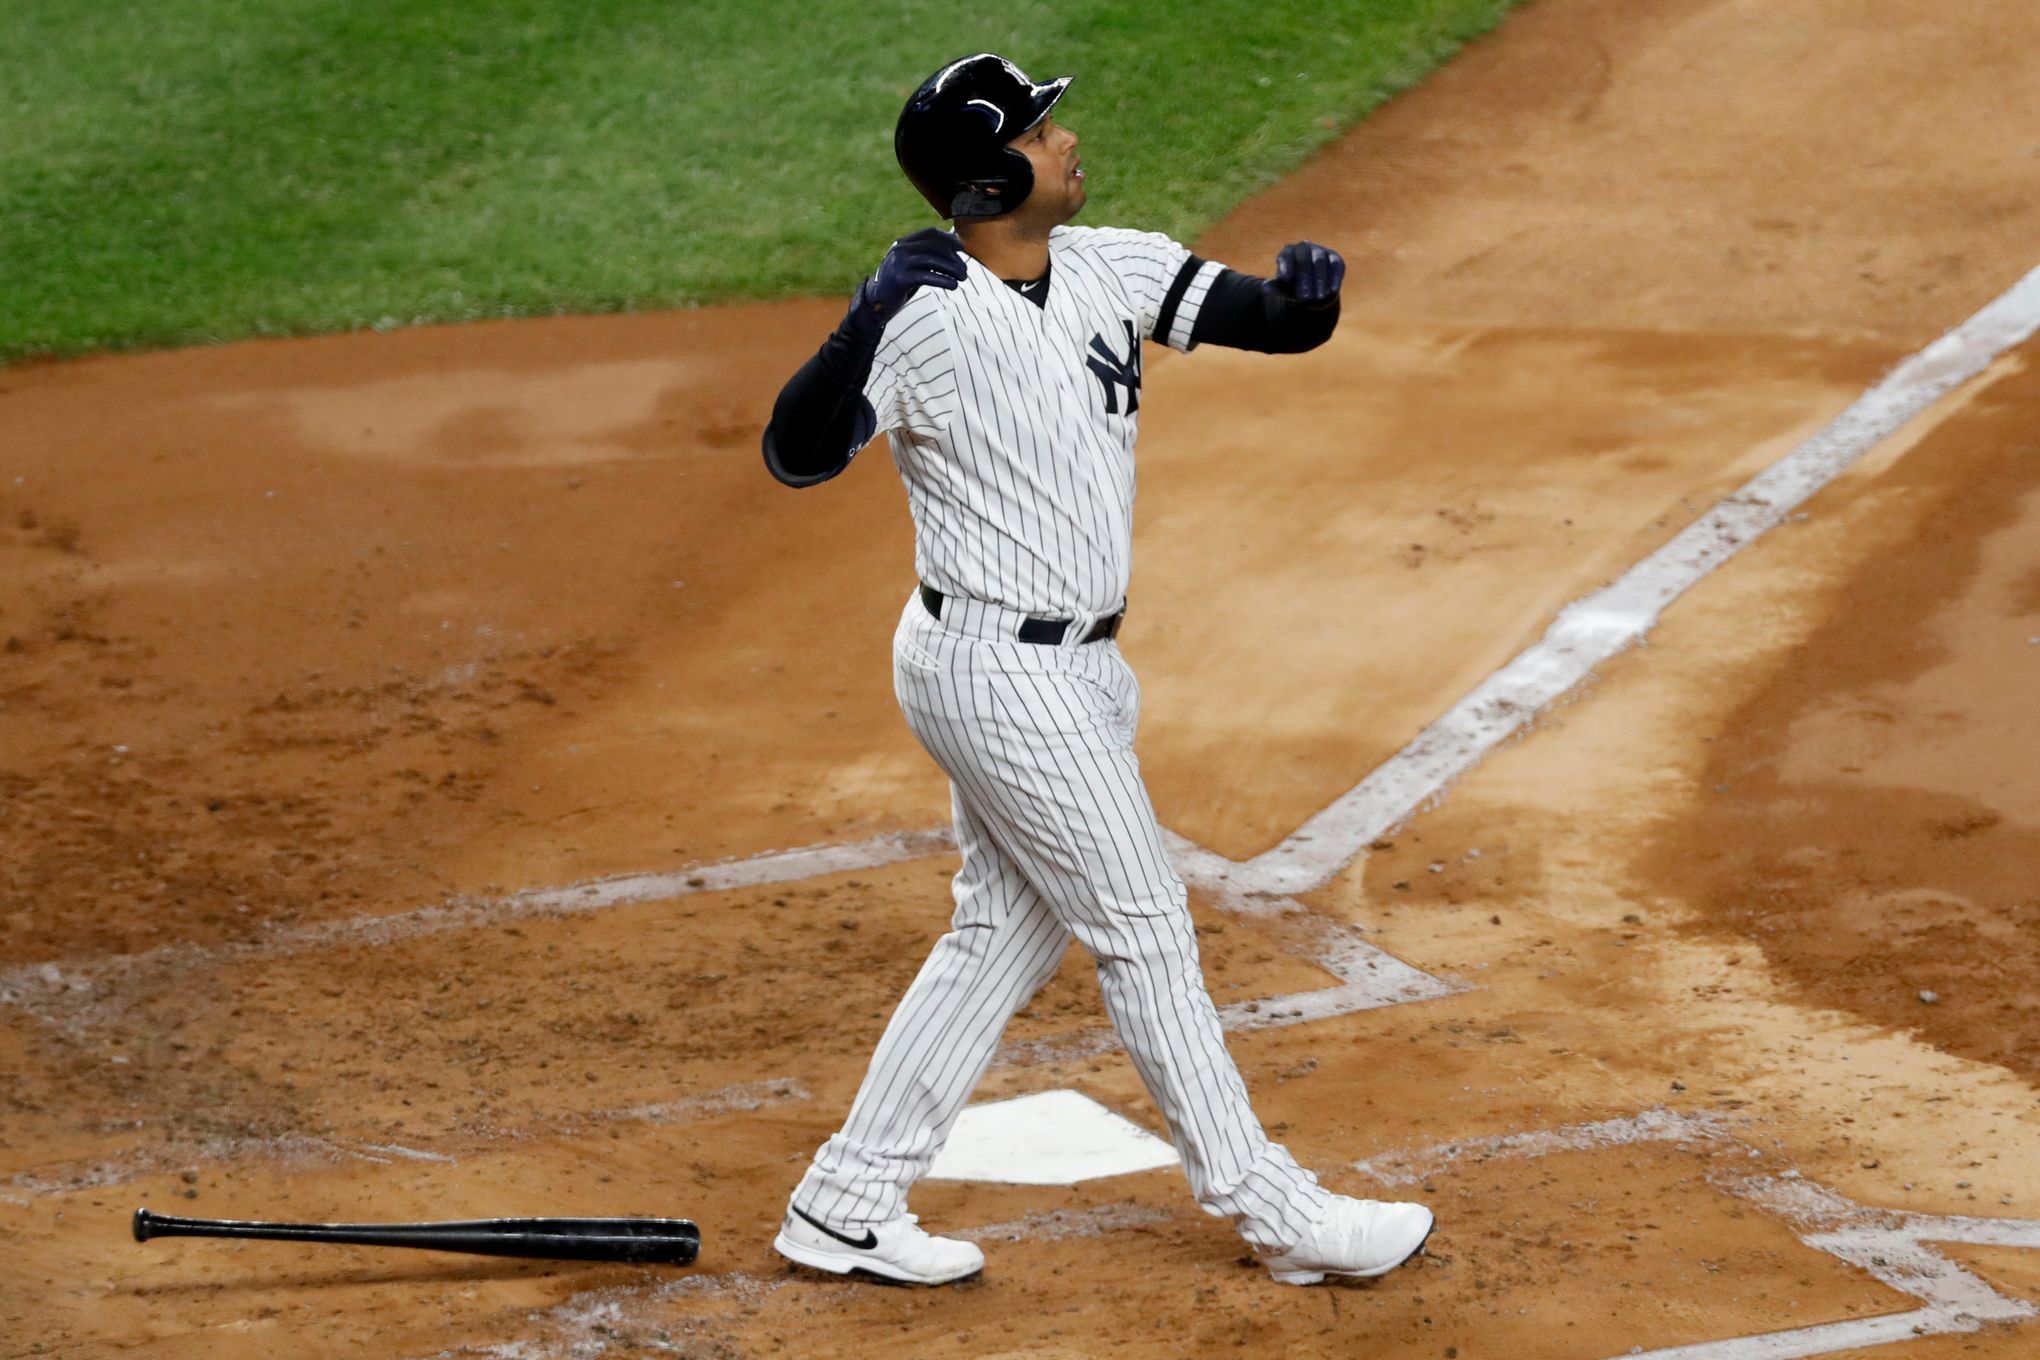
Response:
919,584,1123,645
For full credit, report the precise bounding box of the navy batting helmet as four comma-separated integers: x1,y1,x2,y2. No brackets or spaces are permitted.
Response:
894,54,1072,220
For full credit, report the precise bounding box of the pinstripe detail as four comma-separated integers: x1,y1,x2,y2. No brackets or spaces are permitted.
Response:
791,597,1329,1252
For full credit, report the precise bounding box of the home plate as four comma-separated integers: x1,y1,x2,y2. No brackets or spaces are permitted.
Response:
927,1090,1182,1185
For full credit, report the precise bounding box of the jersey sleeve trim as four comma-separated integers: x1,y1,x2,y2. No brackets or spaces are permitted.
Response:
1158,257,1225,352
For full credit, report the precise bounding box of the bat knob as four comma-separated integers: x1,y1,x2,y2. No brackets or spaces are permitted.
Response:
133,1207,155,1242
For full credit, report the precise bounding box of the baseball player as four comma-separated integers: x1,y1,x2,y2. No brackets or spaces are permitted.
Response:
759,53,1434,1286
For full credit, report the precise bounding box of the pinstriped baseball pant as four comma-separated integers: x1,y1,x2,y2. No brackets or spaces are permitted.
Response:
791,593,1330,1252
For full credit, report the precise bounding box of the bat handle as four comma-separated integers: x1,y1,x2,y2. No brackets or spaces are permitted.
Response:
133,1207,156,1242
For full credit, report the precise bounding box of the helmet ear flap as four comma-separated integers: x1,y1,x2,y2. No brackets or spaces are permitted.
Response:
1000,145,1037,205
949,146,1037,220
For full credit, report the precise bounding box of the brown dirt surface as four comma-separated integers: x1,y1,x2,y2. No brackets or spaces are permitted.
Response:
6,0,2040,1357
1637,349,2040,1081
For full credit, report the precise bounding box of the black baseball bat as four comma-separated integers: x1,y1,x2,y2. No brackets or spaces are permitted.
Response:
132,1207,699,1265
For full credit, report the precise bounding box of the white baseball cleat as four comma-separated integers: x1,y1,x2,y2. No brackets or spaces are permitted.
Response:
1258,1196,1436,1285
773,1205,984,1285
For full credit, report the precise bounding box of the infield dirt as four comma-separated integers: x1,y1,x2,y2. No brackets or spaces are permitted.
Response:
4,0,2039,1356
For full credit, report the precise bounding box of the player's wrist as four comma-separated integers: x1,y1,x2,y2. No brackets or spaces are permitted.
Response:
845,280,891,336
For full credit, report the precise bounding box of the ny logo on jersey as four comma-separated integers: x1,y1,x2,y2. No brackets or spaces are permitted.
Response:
1085,321,1142,416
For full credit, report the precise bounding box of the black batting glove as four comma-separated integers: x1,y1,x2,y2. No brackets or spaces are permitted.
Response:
1270,240,1345,306
856,227,968,323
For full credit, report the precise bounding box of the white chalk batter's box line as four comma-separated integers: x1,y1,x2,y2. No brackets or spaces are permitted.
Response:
0,824,1464,1049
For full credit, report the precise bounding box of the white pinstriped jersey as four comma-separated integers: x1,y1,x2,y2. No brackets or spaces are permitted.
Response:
861,225,1224,617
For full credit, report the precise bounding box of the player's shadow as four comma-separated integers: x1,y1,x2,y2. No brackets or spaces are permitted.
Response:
128,1256,650,1293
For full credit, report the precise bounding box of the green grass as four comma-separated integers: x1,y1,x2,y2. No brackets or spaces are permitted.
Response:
0,0,1521,362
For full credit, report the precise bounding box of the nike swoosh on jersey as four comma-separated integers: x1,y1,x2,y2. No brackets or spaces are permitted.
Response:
792,1205,879,1249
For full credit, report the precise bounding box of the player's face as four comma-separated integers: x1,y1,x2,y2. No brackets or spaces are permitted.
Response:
1010,115,1084,224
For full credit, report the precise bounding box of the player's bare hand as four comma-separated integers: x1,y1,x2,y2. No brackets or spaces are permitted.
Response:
861,228,968,318
1271,241,1345,306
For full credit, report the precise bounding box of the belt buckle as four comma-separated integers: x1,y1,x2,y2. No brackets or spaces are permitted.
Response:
1014,615,1068,645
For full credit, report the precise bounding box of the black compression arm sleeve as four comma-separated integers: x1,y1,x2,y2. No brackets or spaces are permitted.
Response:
1184,261,1341,355
761,299,886,488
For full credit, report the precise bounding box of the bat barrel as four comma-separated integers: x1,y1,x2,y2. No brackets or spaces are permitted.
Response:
131,1208,700,1264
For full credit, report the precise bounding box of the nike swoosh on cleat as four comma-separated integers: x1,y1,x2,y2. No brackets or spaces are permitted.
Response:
792,1205,878,1250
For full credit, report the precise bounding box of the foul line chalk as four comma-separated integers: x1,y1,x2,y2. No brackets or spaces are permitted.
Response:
1625,1177,2040,1360
1625,1312,1997,1360
1240,263,2040,897
1352,1107,1734,1185
0,830,955,1033
1356,1108,2040,1360
1,1077,809,1205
